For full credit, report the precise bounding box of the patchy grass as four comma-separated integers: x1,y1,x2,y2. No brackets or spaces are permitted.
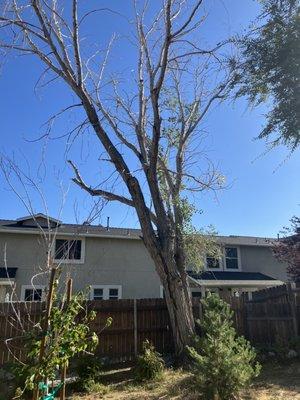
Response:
67,361,300,400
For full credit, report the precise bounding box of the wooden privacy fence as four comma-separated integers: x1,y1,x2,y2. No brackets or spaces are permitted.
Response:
0,283,299,365
243,283,300,344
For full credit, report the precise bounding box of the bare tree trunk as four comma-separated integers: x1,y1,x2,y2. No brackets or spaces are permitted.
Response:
164,272,195,354
143,235,195,354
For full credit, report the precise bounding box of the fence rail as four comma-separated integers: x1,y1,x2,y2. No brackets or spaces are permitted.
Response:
0,283,299,364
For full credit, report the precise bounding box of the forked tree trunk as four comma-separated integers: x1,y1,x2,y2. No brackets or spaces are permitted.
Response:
144,240,195,355
79,93,196,356
163,273,195,354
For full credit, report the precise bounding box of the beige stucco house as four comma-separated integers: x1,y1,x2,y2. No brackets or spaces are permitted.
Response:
0,214,287,302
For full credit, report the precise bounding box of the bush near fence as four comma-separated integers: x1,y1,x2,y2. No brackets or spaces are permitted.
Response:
0,283,299,364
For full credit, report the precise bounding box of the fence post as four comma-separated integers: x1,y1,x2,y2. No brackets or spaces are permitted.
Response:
60,278,73,400
288,282,298,337
134,299,138,357
32,267,57,400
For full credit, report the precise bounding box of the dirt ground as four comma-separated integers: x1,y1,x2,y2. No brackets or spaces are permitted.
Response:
68,361,300,400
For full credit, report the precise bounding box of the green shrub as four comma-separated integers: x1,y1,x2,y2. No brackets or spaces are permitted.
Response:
134,340,165,382
73,354,106,394
6,363,28,389
188,293,261,400
75,354,103,381
271,334,290,362
1,363,30,399
289,336,300,354
78,378,109,395
268,335,300,362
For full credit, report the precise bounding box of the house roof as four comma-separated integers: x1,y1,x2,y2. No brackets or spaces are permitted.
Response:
0,267,18,279
0,218,142,238
16,213,61,224
188,271,277,281
188,271,284,287
0,215,275,246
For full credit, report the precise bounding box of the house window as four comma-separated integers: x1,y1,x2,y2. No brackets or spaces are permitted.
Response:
91,285,122,300
21,286,45,301
108,288,119,300
93,288,103,300
206,256,220,269
191,291,202,298
225,247,239,269
54,238,84,263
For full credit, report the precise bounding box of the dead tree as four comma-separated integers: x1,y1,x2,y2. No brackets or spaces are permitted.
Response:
0,0,236,354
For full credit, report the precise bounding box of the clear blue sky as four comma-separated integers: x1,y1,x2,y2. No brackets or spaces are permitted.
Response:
0,0,299,237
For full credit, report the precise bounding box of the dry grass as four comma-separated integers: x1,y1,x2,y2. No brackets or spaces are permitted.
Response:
68,361,300,400
244,361,300,400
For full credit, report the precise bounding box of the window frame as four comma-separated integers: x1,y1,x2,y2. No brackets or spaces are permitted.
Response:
21,285,45,302
52,237,85,264
90,285,122,300
224,246,241,271
204,246,242,271
93,287,104,300
159,285,164,299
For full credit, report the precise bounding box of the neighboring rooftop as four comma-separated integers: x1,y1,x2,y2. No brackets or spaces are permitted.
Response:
0,214,276,246
0,216,143,238
188,271,277,282
16,213,61,224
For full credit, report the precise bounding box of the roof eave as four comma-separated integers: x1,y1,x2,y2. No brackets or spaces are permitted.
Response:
0,227,141,240
188,276,284,287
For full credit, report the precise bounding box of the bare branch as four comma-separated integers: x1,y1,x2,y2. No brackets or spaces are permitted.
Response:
172,0,203,38
68,160,157,224
72,0,82,86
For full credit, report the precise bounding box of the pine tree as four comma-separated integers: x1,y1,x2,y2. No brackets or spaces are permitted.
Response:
188,293,261,400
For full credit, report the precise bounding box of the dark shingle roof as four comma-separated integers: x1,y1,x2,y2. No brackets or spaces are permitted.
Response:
0,216,275,245
188,271,276,281
0,219,142,238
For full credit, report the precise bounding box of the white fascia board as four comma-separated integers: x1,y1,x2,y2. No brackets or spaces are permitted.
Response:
188,276,284,287
0,227,276,245
0,279,14,285
0,228,140,240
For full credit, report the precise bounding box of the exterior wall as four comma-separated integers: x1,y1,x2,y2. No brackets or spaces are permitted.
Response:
0,232,48,299
70,236,161,298
0,230,289,301
239,245,288,281
0,232,162,300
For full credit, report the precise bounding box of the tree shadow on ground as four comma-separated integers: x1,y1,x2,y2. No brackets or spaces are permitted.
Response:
67,367,198,400
67,361,300,400
102,368,198,400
